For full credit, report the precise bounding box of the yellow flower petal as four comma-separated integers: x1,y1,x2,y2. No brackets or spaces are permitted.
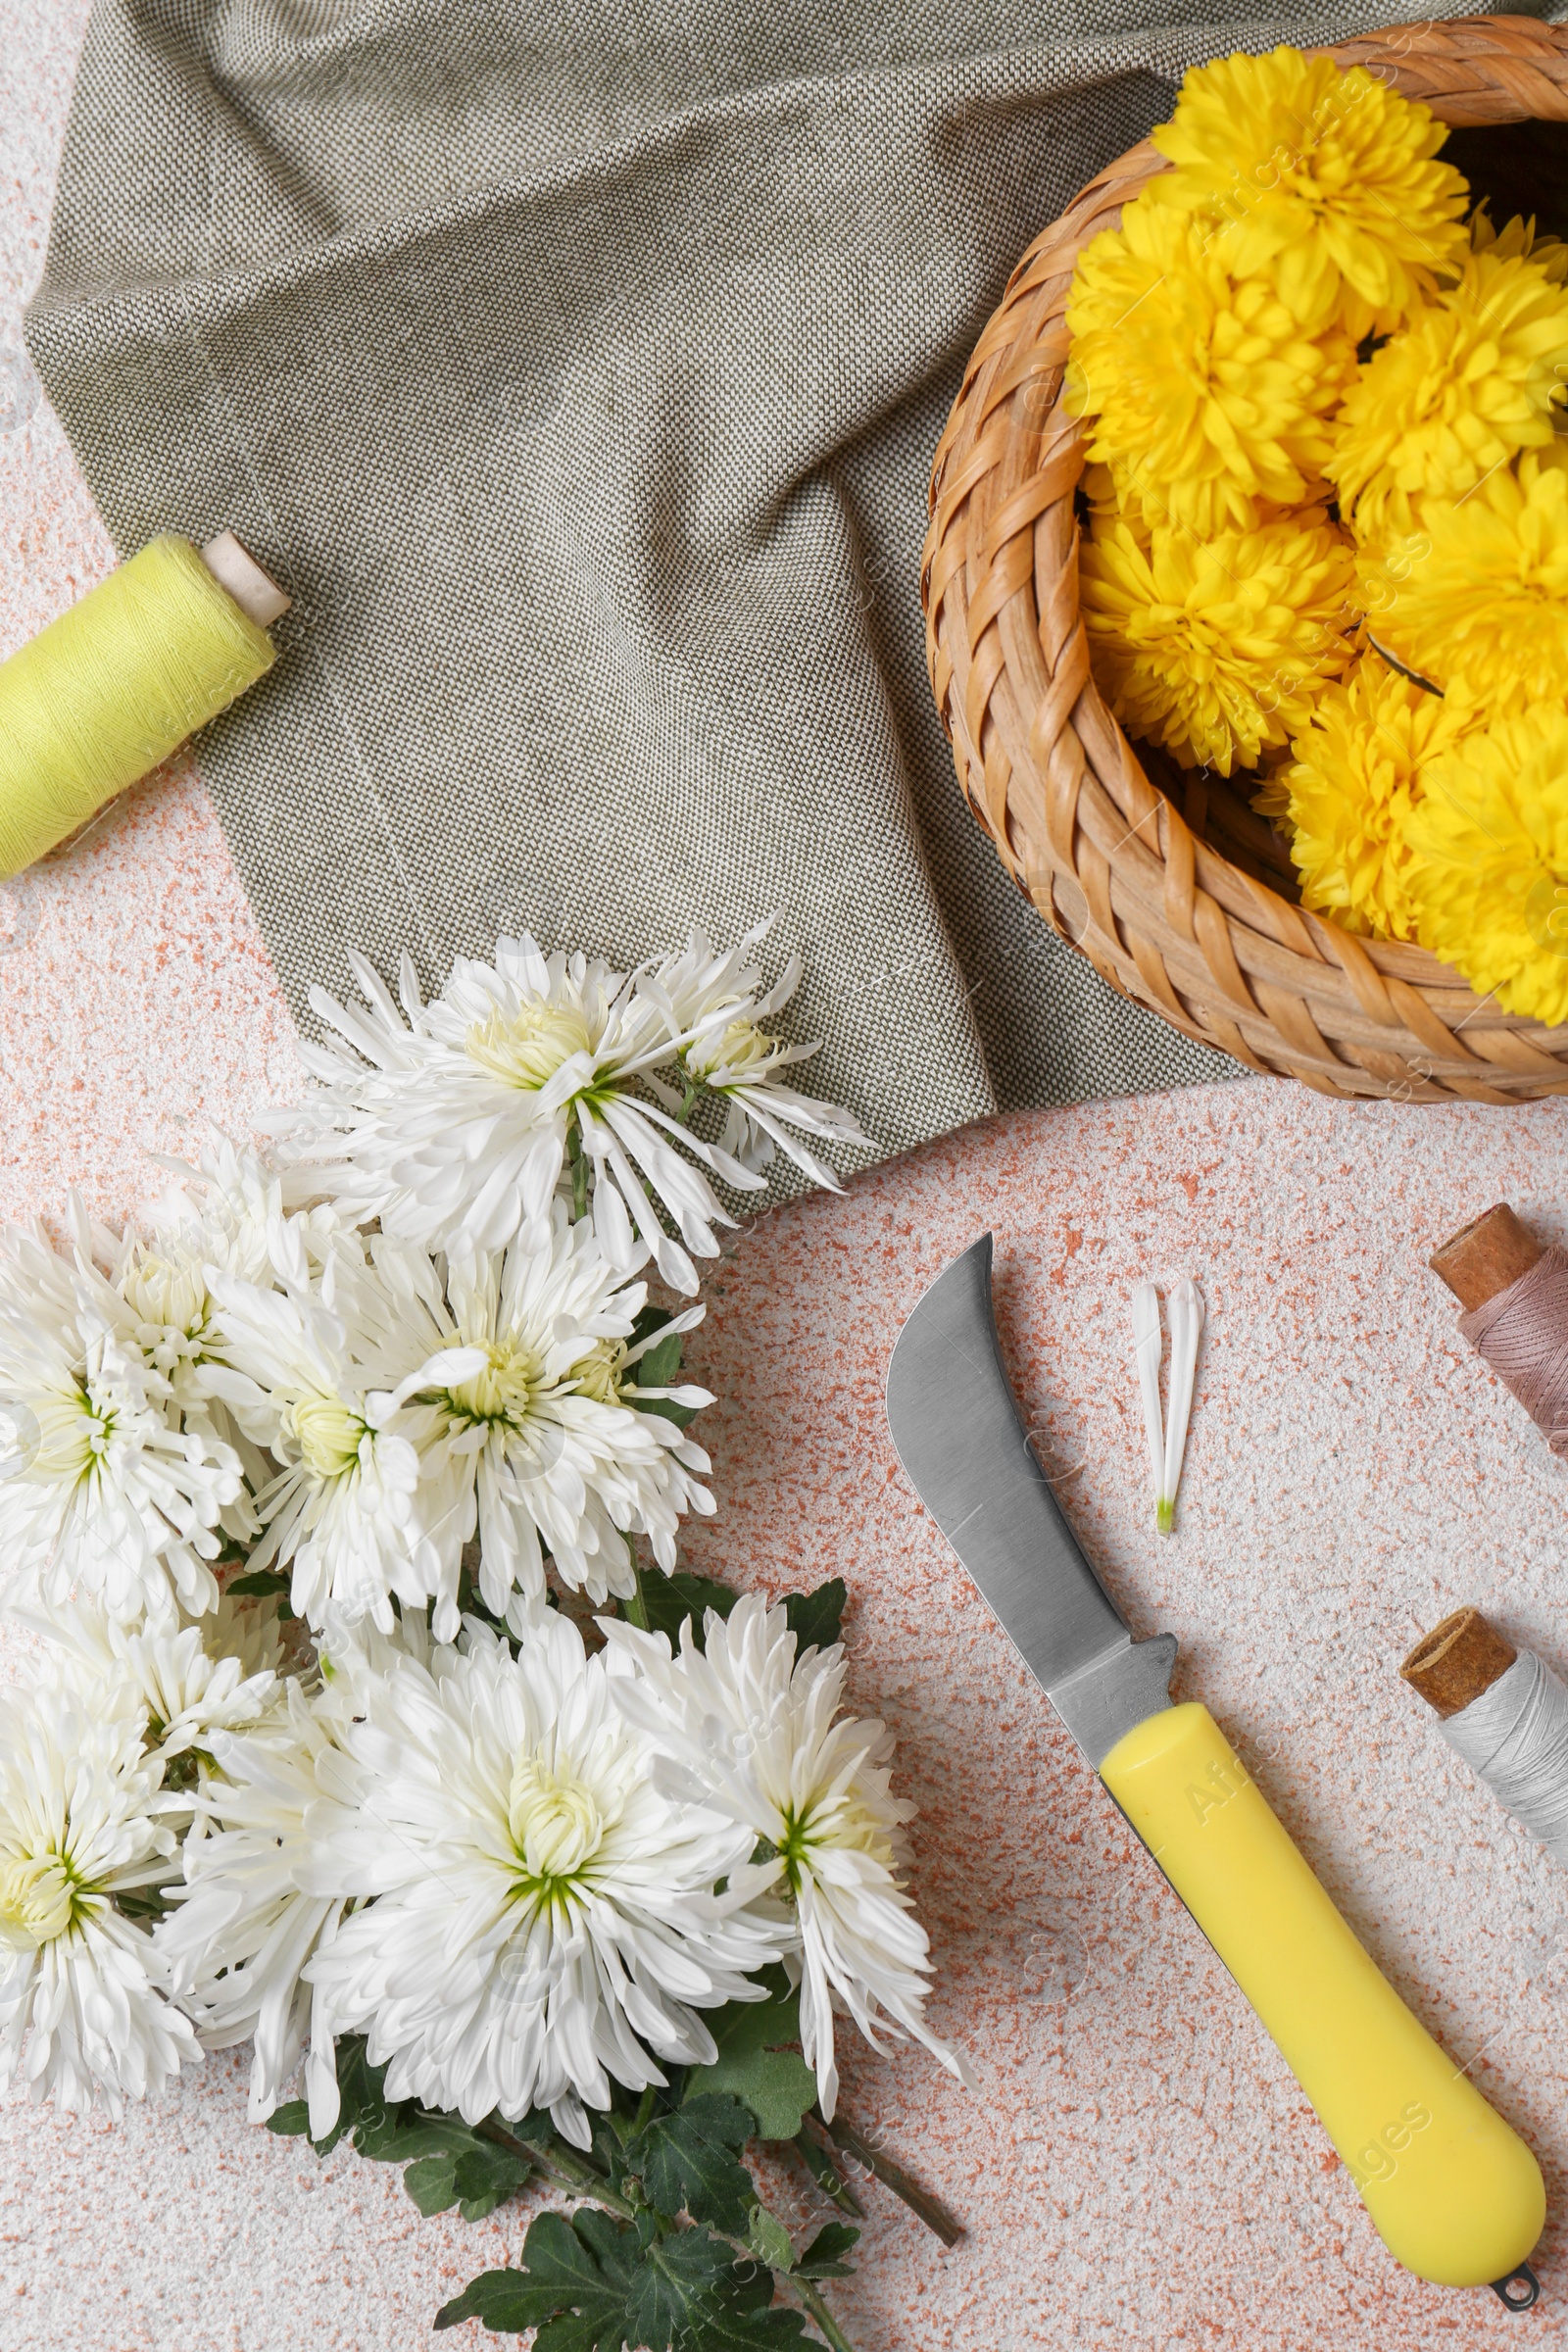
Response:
1331,250,1568,543
1469,206,1568,285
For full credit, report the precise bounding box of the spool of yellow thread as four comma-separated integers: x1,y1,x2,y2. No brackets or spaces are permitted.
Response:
0,531,290,881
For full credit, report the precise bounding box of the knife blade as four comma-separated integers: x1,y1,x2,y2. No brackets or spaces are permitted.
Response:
884,1234,1545,2301
883,1231,1176,1765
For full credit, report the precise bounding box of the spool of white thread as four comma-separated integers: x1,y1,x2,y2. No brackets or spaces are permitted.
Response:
1402,1607,1568,1866
1440,1651,1568,1867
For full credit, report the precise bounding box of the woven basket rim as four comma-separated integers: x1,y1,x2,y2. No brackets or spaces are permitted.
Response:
921,13,1568,1102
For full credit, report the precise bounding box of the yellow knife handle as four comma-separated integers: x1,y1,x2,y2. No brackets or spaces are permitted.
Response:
1100,1702,1544,2288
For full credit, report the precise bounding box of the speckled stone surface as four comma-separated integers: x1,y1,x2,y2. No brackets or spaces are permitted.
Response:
8,12,1568,2350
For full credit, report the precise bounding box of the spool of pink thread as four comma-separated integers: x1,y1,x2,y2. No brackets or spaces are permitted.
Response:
1431,1205,1568,1459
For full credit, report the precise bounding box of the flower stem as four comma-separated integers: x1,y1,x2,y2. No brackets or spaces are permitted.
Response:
790,2274,859,2352
711,2231,858,2352
1155,1495,1175,1536
809,2114,962,2246
479,2122,636,2221
790,2128,864,2217
621,1534,650,1631
567,1117,589,1221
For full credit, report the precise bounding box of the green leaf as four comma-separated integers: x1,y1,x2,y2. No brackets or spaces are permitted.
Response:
227,1568,289,1597
322,2035,392,2149
634,1567,739,1652
747,2203,796,2274
625,2093,757,2233
783,1579,847,1652
227,1567,297,1619
625,2227,808,2352
434,2209,636,2340
404,2154,464,2217
627,1326,701,1431
115,1883,173,1923
437,2209,809,2349
459,2192,512,2225
403,2139,527,2221
264,2101,311,2137
454,2142,527,2219
684,1975,817,2142
355,2107,484,2164
795,2223,859,2280
324,2069,533,2222
534,2321,620,2352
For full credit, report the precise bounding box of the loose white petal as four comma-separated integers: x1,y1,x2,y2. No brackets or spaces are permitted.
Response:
1130,1280,1165,1517
1160,1278,1205,1538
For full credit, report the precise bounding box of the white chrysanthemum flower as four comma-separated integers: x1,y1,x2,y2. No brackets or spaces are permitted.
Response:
105,1142,286,1389
58,1146,336,1556
607,1592,970,2120
202,1232,483,1639
268,939,764,1295
146,1133,337,1276
640,924,873,1190
0,1222,243,1624
110,1138,337,1426
426,1209,714,1629
21,1583,284,1773
304,1617,784,2146
0,1661,198,2116
157,1678,353,2138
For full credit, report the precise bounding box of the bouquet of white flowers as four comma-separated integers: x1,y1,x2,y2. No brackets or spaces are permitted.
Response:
0,922,967,2351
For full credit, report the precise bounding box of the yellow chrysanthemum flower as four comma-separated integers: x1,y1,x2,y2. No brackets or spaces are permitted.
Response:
1275,657,1477,940
1065,199,1355,538
1329,249,1568,544
1081,460,1151,551
1079,516,1355,775
1404,704,1568,1024
1358,451,1568,709
1470,206,1568,283
1147,45,1468,336
1081,458,1315,553
1250,758,1294,826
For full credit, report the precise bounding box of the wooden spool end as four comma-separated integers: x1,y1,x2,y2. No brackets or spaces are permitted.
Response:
200,531,290,629
1400,1606,1518,1719
1429,1203,1544,1313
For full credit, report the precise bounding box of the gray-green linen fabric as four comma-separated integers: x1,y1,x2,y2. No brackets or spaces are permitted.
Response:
25,0,1544,1162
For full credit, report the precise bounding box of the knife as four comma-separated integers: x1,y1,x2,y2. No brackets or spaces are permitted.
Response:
885,1235,1544,2303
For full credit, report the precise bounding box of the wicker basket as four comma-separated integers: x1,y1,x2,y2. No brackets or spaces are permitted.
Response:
922,14,1568,1102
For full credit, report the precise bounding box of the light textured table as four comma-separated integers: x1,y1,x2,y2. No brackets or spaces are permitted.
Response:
6,13,1568,2349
